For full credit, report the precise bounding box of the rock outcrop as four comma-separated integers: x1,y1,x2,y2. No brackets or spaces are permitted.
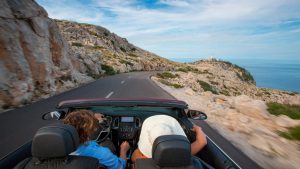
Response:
0,0,82,110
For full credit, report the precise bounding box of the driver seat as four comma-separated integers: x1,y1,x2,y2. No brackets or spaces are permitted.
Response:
13,123,100,169
135,135,203,169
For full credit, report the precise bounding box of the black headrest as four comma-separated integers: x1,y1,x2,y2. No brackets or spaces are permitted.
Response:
152,135,191,167
32,123,80,159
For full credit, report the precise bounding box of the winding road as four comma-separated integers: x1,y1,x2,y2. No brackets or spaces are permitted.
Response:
0,72,262,168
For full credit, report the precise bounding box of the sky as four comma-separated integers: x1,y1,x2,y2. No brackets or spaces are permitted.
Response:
37,0,300,62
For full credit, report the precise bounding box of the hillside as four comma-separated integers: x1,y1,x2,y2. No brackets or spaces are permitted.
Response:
152,59,300,169
155,59,299,104
56,20,180,76
0,0,179,112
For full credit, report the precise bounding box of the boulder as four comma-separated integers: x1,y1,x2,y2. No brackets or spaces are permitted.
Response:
185,88,195,96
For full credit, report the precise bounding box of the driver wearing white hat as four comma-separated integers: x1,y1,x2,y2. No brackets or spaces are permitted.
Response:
131,115,207,163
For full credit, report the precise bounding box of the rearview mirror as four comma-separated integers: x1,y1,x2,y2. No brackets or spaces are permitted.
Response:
42,111,62,120
187,110,207,120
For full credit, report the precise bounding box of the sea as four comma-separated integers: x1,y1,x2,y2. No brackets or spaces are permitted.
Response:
171,58,300,93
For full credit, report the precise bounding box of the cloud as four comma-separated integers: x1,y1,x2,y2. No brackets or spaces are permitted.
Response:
37,0,300,60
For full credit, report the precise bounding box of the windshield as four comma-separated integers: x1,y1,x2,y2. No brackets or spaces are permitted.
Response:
71,106,182,119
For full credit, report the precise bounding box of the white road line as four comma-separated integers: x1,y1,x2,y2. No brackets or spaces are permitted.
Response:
121,80,125,84
105,91,114,98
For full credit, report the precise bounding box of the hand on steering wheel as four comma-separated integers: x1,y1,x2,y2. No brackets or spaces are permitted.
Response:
93,113,111,143
94,113,106,122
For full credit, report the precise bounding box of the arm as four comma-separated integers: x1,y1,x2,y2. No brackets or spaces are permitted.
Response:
120,141,130,161
191,125,207,155
131,148,147,163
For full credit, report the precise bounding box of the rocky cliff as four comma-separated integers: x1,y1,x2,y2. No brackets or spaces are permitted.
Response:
0,0,81,111
0,0,179,112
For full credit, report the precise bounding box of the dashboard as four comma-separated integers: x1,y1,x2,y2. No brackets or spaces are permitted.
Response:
99,115,142,141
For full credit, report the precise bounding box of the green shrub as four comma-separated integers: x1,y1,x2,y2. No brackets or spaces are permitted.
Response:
120,47,126,52
267,102,300,119
203,70,213,75
129,53,139,58
210,81,219,85
72,42,83,47
220,90,230,96
101,64,116,75
283,91,297,96
157,72,178,79
131,48,136,51
278,126,300,140
120,59,134,66
104,32,109,36
111,40,115,45
197,80,218,94
177,66,199,73
93,46,104,50
159,80,183,89
88,31,98,36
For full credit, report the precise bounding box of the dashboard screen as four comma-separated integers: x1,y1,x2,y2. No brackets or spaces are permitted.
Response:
121,117,134,122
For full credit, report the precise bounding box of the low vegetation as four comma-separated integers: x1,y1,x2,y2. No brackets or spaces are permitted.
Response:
267,102,300,119
101,64,116,75
177,66,214,75
71,42,83,47
93,46,104,50
120,47,126,52
278,126,300,141
177,66,198,73
157,72,179,79
220,90,230,96
159,79,183,89
197,80,218,94
128,53,139,58
120,59,134,66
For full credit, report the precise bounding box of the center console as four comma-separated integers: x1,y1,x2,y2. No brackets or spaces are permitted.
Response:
112,116,141,140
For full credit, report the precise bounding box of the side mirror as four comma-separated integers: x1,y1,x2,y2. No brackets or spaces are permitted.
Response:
42,111,63,120
187,110,207,120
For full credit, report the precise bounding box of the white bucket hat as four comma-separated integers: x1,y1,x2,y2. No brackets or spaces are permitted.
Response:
138,115,187,158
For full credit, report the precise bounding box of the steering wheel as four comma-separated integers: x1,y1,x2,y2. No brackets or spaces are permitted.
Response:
93,116,112,143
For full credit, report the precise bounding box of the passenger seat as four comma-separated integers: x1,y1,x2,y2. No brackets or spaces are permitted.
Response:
135,135,203,169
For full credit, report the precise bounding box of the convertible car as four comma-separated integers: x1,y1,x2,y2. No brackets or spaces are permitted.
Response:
0,98,240,169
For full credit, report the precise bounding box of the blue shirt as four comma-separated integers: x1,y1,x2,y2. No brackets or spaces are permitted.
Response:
71,141,126,169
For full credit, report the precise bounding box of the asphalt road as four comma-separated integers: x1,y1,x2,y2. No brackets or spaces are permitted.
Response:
0,72,262,169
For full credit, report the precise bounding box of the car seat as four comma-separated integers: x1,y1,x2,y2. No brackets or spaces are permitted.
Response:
135,135,203,169
13,123,101,169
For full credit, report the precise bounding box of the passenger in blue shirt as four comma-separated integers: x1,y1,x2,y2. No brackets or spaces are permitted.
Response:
64,110,130,169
